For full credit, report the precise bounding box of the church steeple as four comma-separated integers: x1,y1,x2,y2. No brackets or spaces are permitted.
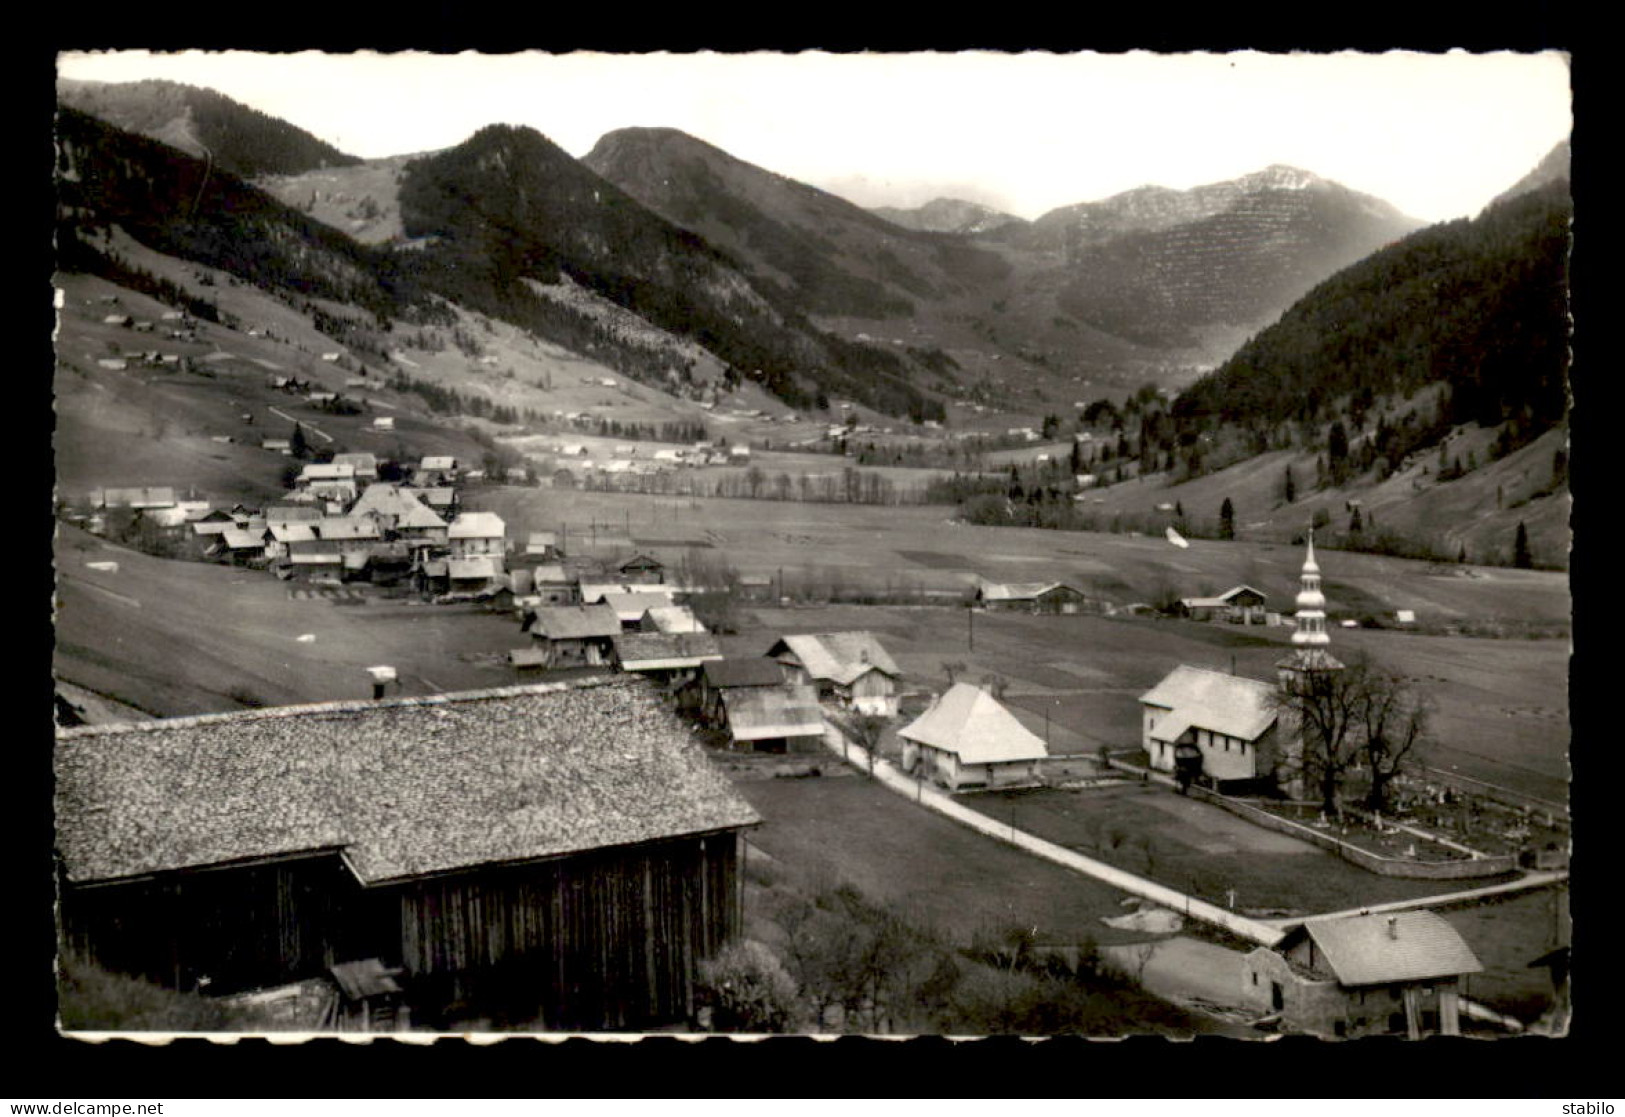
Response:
1279,526,1344,681
1292,526,1329,649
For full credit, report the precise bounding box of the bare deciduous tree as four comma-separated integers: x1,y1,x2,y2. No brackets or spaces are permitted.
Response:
1275,653,1431,818
850,713,890,775
1358,669,1432,812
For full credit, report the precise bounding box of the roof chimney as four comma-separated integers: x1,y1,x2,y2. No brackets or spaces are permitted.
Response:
1386,916,1399,940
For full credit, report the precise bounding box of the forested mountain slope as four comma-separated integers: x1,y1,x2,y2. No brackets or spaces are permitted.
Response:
1172,180,1571,436
57,78,362,179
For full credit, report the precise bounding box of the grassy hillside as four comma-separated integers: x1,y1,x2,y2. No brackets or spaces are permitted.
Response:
52,259,498,501
54,525,520,717
1078,424,1570,570
584,127,1011,318
56,108,423,323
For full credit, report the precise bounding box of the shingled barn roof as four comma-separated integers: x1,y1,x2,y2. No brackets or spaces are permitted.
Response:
723,685,824,742
1296,911,1483,987
702,658,786,689
530,603,622,640
614,632,723,671
55,678,759,888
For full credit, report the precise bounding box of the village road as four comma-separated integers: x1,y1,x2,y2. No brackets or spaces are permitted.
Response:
820,723,1287,946
1099,936,1250,1009
268,406,334,442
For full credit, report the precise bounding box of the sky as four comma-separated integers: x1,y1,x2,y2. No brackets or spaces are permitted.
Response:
55,50,1572,223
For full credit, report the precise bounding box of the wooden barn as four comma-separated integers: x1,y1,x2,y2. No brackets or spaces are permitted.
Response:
55,678,760,1031
612,632,724,700
521,602,622,669
693,657,789,728
618,553,667,585
1177,585,1268,625
975,581,1091,614
722,684,825,753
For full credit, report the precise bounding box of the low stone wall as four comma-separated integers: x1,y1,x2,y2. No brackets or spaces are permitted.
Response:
1184,785,1520,880
1036,754,1104,781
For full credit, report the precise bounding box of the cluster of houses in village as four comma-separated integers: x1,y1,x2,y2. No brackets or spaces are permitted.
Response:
56,488,1550,1039
510,562,902,758
84,456,536,598
542,439,750,479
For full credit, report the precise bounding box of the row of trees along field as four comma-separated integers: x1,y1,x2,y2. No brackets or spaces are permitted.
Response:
575,465,932,506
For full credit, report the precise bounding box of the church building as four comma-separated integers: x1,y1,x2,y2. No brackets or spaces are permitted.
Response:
1140,531,1341,796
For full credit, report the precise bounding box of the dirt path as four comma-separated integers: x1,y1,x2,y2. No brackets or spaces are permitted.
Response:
268,406,334,442
1100,936,1250,1008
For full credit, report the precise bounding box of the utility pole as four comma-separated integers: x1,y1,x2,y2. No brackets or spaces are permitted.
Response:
968,603,975,652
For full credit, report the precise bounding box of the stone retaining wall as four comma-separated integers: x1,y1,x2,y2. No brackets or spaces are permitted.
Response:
1036,754,1105,781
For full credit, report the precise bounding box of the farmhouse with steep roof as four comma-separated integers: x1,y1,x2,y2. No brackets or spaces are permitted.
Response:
1138,665,1284,792
899,683,1050,790
1177,584,1268,625
1242,910,1483,1039
522,602,622,669
767,632,901,715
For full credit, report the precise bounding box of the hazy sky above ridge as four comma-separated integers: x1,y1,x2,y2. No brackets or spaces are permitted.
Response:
56,49,1572,223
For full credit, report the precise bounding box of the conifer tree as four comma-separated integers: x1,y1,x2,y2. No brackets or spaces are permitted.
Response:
1513,521,1533,569
1219,497,1236,541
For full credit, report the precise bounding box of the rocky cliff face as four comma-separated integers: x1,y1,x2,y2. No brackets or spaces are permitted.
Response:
1026,165,1410,252
1016,167,1424,349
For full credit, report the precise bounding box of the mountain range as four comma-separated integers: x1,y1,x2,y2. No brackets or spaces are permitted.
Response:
54,77,1560,439
867,198,1027,237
